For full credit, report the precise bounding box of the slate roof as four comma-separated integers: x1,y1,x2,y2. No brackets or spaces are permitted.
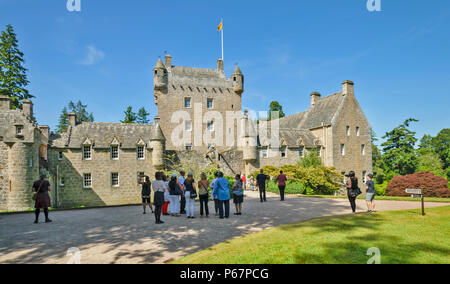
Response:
49,122,165,149
278,92,345,130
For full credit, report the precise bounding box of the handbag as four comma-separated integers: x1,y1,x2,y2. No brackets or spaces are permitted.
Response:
32,181,44,201
190,189,198,199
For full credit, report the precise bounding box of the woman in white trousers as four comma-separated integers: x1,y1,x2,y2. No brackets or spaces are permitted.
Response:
168,174,182,217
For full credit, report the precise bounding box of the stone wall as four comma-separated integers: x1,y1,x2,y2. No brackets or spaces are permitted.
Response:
48,147,156,208
0,142,9,211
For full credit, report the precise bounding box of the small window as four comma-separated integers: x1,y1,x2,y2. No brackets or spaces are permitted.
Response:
356,127,360,136
60,177,65,187
207,121,214,132
346,126,350,136
340,144,345,156
185,120,192,132
316,147,322,157
262,148,268,159
84,173,92,188
184,97,191,108
58,152,63,161
233,77,237,82
361,144,366,156
28,157,33,168
111,173,119,187
299,146,304,157
137,146,145,160
154,70,157,75
137,172,145,183
16,126,24,136
281,147,287,158
186,144,192,151
111,145,119,160
207,98,214,109
362,171,367,183
83,145,92,160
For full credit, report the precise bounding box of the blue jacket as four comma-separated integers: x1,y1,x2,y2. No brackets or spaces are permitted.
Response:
213,177,230,201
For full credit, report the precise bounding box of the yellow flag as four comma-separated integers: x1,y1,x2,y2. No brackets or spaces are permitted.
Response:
217,20,223,31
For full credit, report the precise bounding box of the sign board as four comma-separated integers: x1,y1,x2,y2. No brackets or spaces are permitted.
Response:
406,189,422,195
411,194,422,199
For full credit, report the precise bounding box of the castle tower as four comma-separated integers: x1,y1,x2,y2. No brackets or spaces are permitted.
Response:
154,59,168,106
242,110,257,176
232,66,244,95
150,117,166,170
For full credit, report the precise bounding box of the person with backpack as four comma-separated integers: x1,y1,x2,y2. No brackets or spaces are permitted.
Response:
198,172,210,218
344,171,361,214
32,174,52,224
168,174,183,217
184,172,197,219
232,174,244,215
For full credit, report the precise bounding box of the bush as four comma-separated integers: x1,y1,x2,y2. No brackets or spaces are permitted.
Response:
386,171,450,198
375,181,389,196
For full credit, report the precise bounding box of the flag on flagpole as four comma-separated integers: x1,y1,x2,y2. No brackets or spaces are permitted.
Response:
217,20,223,31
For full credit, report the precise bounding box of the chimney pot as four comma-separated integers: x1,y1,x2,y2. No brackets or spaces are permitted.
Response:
68,112,76,127
310,92,321,107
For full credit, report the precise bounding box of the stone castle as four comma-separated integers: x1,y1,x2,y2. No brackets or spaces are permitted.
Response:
0,54,372,211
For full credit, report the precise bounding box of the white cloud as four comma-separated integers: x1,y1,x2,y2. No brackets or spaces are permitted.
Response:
80,45,105,66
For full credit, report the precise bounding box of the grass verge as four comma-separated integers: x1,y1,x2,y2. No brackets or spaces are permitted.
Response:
174,206,450,264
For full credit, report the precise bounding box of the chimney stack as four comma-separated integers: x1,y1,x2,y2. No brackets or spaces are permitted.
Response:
342,80,354,96
68,112,77,127
310,92,321,107
0,95,11,110
39,125,50,138
22,99,33,119
165,54,172,69
217,59,224,72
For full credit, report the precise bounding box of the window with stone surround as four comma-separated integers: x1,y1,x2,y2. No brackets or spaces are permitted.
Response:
262,148,268,159
16,125,23,136
207,121,214,132
58,152,63,161
60,177,65,187
111,173,119,187
207,98,214,109
186,143,192,151
340,144,345,156
281,147,287,158
362,171,367,183
361,144,366,156
83,173,92,188
111,145,119,160
346,126,350,136
184,97,191,108
299,146,305,157
356,127,360,136
83,145,92,160
138,172,145,183
137,146,145,160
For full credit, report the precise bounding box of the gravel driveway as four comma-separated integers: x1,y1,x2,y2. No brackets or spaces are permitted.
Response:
0,191,447,264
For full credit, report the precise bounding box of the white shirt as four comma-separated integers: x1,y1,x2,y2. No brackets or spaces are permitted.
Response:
152,180,165,193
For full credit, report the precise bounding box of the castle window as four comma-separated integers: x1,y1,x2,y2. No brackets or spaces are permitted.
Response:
154,70,157,75
316,147,322,157
299,146,304,157
185,120,192,132
346,126,350,136
361,144,366,156
60,177,65,187
28,157,33,168
184,97,191,108
362,171,367,183
356,127,360,136
262,148,268,159
83,173,92,188
111,173,119,187
207,98,214,109
233,77,237,82
340,144,345,156
83,145,92,160
111,145,119,160
137,146,145,160
58,152,63,161
186,143,192,151
207,121,214,132
137,172,145,183
281,147,287,158
16,126,23,136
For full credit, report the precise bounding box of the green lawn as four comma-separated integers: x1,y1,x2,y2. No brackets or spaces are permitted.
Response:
294,194,450,203
174,206,450,264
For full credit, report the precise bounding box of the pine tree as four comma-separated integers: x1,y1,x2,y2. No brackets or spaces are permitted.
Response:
56,101,94,133
136,107,150,124
121,106,137,124
0,25,32,109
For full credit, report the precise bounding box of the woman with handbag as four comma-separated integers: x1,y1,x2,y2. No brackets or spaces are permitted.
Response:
32,174,52,224
184,172,197,219
344,171,360,214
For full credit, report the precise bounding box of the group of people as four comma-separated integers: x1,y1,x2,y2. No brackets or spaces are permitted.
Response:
31,169,376,224
138,170,247,224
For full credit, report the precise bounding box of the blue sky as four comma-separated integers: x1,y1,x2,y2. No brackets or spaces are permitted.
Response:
1,0,449,145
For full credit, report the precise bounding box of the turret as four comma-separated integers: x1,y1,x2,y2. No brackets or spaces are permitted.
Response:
242,110,257,162
154,59,168,92
232,66,244,95
150,117,165,170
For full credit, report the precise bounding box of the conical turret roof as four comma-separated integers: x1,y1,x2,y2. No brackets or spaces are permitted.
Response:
155,58,166,69
233,65,242,75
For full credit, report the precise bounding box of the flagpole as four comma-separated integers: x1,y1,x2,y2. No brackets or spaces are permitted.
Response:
221,18,224,61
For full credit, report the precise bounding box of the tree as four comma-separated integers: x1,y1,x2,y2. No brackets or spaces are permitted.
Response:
268,101,285,121
56,101,94,133
297,148,322,168
417,152,445,177
0,24,32,109
121,106,137,124
381,118,419,176
136,107,150,124
431,129,450,169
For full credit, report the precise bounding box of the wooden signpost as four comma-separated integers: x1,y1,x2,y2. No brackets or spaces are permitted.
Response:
406,189,425,216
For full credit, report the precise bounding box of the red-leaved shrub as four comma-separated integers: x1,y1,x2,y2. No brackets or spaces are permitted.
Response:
386,172,450,198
